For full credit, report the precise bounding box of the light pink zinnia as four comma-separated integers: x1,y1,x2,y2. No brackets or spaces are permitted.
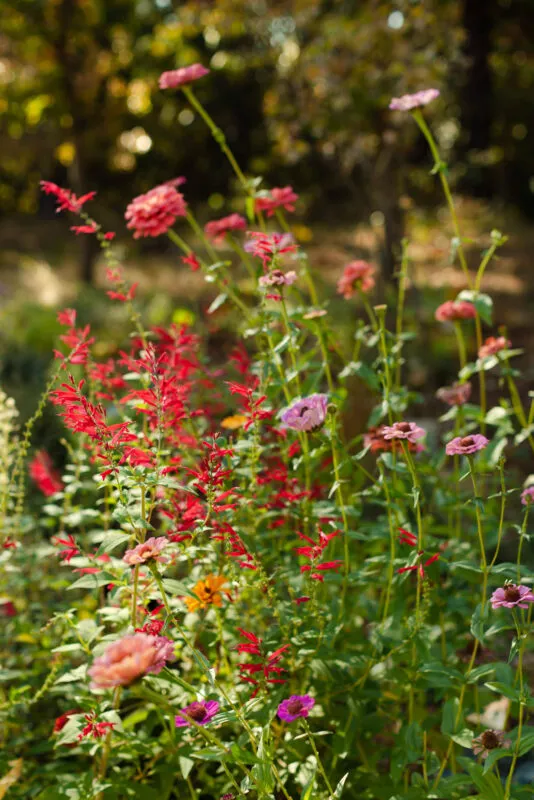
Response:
478,336,511,359
89,633,175,689
281,394,328,432
472,729,511,759
259,269,298,287
204,213,247,243
389,89,440,111
255,186,299,217
490,584,534,610
159,64,210,90
125,183,187,239
123,536,168,566
521,486,534,505
382,421,426,444
337,261,376,298
436,382,472,406
445,434,488,456
435,301,477,322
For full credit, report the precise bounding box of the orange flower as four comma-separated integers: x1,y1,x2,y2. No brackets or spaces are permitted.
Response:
185,575,227,612
221,414,247,431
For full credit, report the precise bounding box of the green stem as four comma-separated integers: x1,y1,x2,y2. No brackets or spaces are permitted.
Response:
303,719,335,798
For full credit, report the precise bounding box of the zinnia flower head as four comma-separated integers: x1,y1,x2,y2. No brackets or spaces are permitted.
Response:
204,214,247,243
389,89,440,111
125,183,187,238
175,699,219,727
490,583,534,610
159,63,209,90
280,394,328,432
123,536,168,566
521,485,534,505
436,382,472,406
478,336,511,359
382,421,426,444
445,434,488,456
259,269,298,287
472,729,511,759
277,694,315,723
88,633,175,689
337,261,376,298
435,301,477,322
255,186,298,216
185,574,227,612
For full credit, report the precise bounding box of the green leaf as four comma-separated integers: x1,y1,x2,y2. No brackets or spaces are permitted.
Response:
441,698,460,736
300,772,316,800
484,681,521,702
97,532,132,555
333,772,349,798
179,755,195,779
67,572,114,591
457,290,493,325
55,664,87,684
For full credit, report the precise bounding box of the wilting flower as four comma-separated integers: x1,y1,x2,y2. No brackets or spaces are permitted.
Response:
277,694,315,723
280,395,328,432
337,261,376,298
29,451,63,496
478,336,511,359
436,382,472,406
125,183,187,238
159,63,210,90
389,89,440,111
88,633,175,689
175,700,219,728
259,269,298,287
123,537,169,566
435,301,477,322
204,214,247,243
382,421,426,444
255,186,298,216
185,574,227,612
445,434,488,456
472,729,511,759
521,485,534,505
490,584,534,610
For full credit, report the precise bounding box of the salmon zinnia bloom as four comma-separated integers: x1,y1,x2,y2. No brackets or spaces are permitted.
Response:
478,336,511,359
435,300,477,322
185,574,227,612
125,182,187,238
204,213,247,243
123,536,168,566
88,633,175,689
337,261,376,298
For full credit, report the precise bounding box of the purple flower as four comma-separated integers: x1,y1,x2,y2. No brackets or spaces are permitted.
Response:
490,584,534,610
277,694,315,723
472,729,511,759
521,486,534,505
382,421,426,444
445,434,489,456
389,89,440,111
280,395,328,432
175,700,219,728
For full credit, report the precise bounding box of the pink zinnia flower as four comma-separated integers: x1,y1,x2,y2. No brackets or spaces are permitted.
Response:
245,232,297,265
125,183,187,239
389,89,440,111
159,64,210,90
280,395,328,432
175,699,219,727
123,536,168,566
255,186,298,217
490,584,534,610
259,269,298,287
204,213,247,243
472,729,511,759
277,694,315,723
436,382,472,406
478,336,511,359
29,451,63,496
521,486,534,505
88,633,175,689
435,301,477,322
445,434,488,456
382,421,426,444
337,261,376,298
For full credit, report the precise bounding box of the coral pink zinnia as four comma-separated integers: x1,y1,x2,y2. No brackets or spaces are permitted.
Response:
204,213,247,243
337,261,375,298
435,300,477,322
123,536,169,566
88,633,175,689
478,336,511,359
125,183,187,239
159,64,210,90
255,186,299,216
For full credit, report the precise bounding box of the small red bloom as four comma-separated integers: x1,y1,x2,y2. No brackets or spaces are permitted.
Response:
29,451,63,496
40,181,96,213
77,713,115,741
182,253,201,271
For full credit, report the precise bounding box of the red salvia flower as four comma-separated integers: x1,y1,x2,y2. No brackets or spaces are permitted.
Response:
40,181,96,214
29,451,63,496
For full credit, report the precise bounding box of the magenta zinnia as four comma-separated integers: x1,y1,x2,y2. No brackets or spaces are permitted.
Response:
175,700,219,727
277,694,315,722
159,64,210,90
490,584,534,610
